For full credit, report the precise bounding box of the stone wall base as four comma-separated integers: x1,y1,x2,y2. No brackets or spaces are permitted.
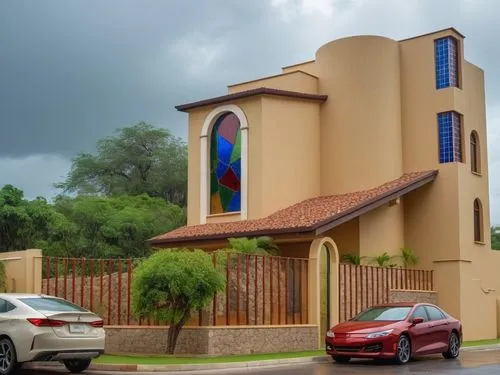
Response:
104,325,319,356
389,289,438,304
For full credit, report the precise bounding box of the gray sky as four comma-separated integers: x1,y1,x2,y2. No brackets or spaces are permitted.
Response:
1,0,499,223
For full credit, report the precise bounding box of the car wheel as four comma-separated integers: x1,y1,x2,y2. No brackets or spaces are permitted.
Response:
0,338,17,375
395,335,411,364
331,355,351,364
443,331,460,359
63,359,92,373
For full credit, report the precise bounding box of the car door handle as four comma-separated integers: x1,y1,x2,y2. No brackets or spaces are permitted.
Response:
429,322,448,328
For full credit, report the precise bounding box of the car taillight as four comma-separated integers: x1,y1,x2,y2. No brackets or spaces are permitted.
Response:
27,318,66,327
90,320,104,328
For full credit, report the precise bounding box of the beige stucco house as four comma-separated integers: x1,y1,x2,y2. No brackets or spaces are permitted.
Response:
151,27,500,342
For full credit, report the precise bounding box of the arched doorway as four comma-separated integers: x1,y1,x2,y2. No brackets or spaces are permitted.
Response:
309,237,339,347
319,244,331,336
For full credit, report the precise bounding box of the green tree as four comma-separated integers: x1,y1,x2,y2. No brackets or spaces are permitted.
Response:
55,122,188,206
44,194,186,258
492,226,500,250
0,185,70,252
131,249,225,354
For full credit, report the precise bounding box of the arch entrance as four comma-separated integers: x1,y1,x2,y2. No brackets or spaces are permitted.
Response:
308,237,339,347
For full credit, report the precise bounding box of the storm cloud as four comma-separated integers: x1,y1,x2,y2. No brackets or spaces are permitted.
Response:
1,0,499,222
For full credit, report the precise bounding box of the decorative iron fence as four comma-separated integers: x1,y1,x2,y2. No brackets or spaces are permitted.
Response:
42,253,309,327
339,263,434,322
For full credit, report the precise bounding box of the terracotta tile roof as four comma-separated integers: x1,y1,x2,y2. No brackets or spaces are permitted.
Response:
149,170,438,245
175,87,328,112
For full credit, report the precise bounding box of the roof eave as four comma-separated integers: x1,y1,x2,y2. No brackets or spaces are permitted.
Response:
149,170,438,246
148,225,316,246
175,87,328,113
313,170,439,235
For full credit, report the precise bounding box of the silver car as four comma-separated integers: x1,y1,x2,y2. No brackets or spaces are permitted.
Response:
0,293,105,375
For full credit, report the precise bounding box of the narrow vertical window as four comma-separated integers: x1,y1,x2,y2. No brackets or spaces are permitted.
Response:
438,111,462,163
210,112,241,214
435,37,459,89
470,131,480,174
474,198,483,242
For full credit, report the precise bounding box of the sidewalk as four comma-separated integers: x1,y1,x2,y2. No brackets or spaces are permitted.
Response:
26,343,500,373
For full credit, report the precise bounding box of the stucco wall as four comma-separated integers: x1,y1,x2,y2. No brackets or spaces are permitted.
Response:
1,249,42,294
104,325,318,355
227,71,318,94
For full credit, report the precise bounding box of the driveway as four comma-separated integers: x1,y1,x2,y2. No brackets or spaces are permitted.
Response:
20,349,500,374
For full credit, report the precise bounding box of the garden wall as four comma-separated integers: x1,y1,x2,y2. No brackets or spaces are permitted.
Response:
42,255,308,327
104,325,318,356
389,289,438,304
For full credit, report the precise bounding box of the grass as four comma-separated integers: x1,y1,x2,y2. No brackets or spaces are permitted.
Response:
462,338,500,347
93,350,325,365
93,338,500,365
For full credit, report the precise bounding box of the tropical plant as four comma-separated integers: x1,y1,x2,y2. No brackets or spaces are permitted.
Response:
399,247,419,268
371,252,397,267
131,249,225,354
342,253,365,265
226,236,279,256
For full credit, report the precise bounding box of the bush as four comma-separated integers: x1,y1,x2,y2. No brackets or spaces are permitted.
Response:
131,249,225,354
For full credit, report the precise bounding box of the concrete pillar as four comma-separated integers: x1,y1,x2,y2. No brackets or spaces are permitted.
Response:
0,249,43,293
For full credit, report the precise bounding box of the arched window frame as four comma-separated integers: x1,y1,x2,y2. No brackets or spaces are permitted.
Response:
470,130,481,174
473,198,484,243
200,105,248,224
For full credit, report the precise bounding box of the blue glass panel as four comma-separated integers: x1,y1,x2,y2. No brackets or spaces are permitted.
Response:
216,134,233,165
435,37,458,90
227,190,241,212
438,111,462,163
230,159,241,180
216,161,229,179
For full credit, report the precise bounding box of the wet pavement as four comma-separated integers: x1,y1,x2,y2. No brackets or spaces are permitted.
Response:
18,349,500,374
230,350,500,375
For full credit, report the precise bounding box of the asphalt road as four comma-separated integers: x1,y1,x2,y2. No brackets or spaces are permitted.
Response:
19,349,500,375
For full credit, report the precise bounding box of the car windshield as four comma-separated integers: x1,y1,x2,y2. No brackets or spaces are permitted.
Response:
18,297,88,312
352,306,412,321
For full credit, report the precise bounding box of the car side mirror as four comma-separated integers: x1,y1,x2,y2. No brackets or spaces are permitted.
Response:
412,317,424,325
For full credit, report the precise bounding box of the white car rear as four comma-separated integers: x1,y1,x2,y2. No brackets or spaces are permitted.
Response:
0,293,105,374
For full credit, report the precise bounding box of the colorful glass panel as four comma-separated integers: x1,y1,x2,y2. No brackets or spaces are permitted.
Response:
210,112,242,214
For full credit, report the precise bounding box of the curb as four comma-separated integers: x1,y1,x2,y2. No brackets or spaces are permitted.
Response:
27,356,331,373
26,344,500,373
461,343,500,352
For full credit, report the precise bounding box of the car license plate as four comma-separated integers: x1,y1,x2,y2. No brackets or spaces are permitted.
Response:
69,324,86,334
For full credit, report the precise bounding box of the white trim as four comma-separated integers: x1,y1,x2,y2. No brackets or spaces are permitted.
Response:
200,104,248,224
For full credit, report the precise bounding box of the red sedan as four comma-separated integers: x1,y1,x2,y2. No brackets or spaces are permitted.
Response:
325,302,462,364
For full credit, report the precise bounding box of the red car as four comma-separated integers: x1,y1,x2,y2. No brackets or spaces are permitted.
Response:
325,302,462,364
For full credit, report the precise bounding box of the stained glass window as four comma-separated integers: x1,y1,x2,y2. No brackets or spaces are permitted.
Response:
438,111,462,164
210,112,241,214
435,37,459,89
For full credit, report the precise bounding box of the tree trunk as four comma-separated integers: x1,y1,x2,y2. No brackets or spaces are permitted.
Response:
165,309,191,355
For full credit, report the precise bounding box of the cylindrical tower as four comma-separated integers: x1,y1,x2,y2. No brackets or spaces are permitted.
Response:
316,36,403,195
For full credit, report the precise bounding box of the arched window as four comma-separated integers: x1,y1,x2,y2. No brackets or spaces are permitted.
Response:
473,198,483,242
209,112,241,214
470,131,480,173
